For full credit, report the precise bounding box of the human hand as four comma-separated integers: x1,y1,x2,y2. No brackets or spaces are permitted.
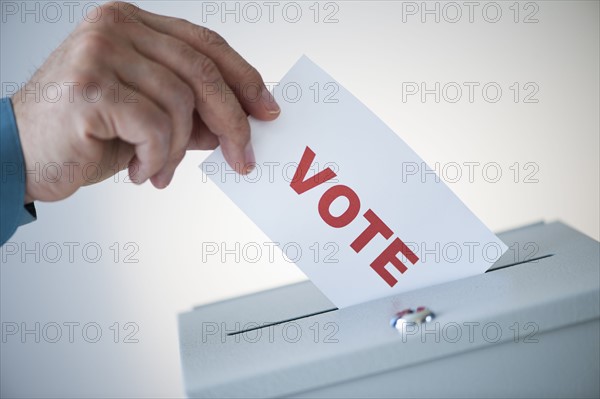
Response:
11,1,280,202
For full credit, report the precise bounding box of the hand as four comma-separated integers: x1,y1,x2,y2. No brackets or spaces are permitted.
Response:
11,1,280,203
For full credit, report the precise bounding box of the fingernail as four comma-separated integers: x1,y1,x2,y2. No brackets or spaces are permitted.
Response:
244,141,256,174
261,87,280,115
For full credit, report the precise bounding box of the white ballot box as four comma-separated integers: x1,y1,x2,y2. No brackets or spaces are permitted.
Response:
178,221,600,398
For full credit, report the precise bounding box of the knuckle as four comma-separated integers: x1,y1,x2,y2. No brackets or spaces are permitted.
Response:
227,113,250,144
71,31,114,61
83,1,139,30
100,1,139,18
98,3,120,25
239,62,261,84
195,26,228,48
237,63,263,100
193,56,221,85
177,42,198,63
172,17,190,26
100,1,122,12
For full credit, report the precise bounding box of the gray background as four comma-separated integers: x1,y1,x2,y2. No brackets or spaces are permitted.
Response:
1,1,599,397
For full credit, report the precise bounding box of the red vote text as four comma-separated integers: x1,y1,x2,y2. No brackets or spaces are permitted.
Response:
290,146,419,287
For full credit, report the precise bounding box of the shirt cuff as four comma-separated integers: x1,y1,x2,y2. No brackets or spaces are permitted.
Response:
1,97,36,245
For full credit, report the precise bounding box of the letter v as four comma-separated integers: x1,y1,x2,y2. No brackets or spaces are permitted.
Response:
290,146,337,194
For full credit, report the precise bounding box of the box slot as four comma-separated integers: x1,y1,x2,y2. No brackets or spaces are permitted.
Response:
227,307,338,336
487,254,553,272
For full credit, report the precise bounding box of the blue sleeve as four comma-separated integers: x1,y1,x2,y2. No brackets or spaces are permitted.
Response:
1,97,36,246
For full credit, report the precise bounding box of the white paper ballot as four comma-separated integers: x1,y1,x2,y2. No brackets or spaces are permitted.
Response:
201,56,507,308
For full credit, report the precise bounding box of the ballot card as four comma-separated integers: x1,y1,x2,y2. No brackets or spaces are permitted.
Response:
200,55,507,308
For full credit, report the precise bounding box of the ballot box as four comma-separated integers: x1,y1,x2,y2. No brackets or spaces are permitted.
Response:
178,221,600,398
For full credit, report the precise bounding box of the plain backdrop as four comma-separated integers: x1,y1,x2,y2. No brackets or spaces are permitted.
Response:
1,1,599,397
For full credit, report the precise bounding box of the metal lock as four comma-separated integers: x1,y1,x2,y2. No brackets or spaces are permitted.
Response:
390,306,435,330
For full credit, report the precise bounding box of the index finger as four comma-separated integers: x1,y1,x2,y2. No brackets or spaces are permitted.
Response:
132,5,280,120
